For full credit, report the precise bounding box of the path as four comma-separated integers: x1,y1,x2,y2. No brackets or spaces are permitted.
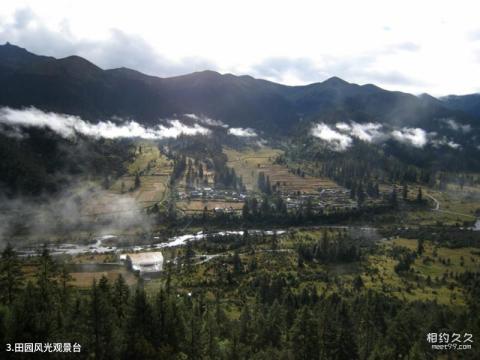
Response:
425,193,476,219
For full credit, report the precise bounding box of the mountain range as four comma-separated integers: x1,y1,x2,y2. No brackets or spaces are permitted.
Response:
1,42,480,197
1,42,479,135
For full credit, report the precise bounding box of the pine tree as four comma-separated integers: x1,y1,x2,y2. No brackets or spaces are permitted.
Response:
59,263,73,306
0,243,24,304
242,200,250,220
185,241,196,272
36,245,59,310
90,276,118,359
112,274,130,322
239,304,252,344
417,238,425,255
265,175,272,195
124,288,156,359
357,183,366,205
390,186,398,208
336,303,359,359
305,197,314,219
271,231,279,250
134,173,141,189
266,300,283,348
186,302,204,359
402,184,409,200
232,251,242,274
250,198,259,216
417,187,423,203
353,275,364,291
290,307,319,360
203,308,220,358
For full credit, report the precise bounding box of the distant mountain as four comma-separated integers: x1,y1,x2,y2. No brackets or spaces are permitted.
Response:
2,43,480,197
440,94,480,119
0,42,53,72
0,42,478,136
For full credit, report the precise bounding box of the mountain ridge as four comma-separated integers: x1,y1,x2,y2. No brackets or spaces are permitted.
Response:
0,42,478,134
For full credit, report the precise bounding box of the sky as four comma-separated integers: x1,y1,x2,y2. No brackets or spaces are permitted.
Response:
1,0,480,96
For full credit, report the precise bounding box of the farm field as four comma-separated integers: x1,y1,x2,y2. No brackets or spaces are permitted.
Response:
177,200,244,213
175,156,215,191
110,143,173,210
224,146,341,194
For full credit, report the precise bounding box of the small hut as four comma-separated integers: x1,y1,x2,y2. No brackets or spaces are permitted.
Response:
126,252,163,273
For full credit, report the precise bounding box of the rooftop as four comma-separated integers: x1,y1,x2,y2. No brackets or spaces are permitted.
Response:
127,252,163,265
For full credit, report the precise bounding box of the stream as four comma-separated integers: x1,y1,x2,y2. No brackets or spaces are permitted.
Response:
18,230,286,256
474,219,480,231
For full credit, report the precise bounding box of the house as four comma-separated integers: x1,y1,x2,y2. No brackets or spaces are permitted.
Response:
126,251,164,273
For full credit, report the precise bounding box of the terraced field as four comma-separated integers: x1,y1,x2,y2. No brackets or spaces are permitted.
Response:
110,143,173,209
225,147,340,194
177,200,244,213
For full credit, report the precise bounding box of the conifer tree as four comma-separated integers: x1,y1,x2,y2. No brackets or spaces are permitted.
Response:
0,243,24,305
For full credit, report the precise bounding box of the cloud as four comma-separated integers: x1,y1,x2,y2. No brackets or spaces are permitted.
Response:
249,44,421,87
0,184,152,242
442,118,471,132
312,121,463,151
228,127,258,137
431,137,461,149
390,127,428,148
0,8,215,77
468,29,480,41
249,57,321,84
184,113,227,127
391,42,421,52
0,107,210,139
311,123,352,151
2,7,420,89
335,122,384,142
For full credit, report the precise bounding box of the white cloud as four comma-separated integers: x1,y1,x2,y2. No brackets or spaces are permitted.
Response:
335,122,351,131
431,137,461,149
390,127,428,148
311,123,352,151
443,118,472,133
2,2,480,94
313,121,464,150
0,107,210,139
335,121,384,142
228,127,258,137
184,113,227,127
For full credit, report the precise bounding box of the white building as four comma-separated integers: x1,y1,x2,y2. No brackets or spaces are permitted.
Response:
126,251,164,273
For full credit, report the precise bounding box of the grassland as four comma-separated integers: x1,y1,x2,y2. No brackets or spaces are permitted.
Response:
70,269,137,288
363,238,480,305
142,228,480,309
404,184,480,226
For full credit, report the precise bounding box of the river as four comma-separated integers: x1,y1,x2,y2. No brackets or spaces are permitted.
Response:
18,230,287,257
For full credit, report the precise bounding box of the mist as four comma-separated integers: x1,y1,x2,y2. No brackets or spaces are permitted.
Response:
184,113,227,128
443,118,472,133
311,121,463,151
390,127,428,148
0,182,152,246
311,123,352,151
228,127,258,137
0,107,211,140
